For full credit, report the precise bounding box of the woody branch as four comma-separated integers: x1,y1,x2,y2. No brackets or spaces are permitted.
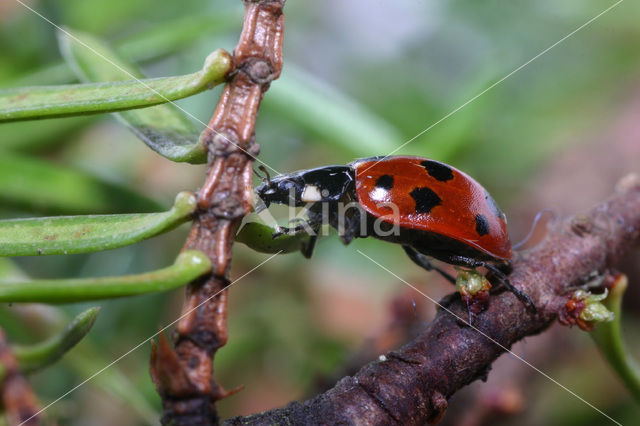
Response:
150,1,284,424
225,175,640,425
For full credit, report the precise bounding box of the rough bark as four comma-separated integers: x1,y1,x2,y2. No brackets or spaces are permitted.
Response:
443,90,640,426
150,1,285,424
225,174,640,425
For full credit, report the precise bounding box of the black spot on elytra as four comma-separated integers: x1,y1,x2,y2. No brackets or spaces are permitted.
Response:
410,187,442,213
475,214,490,236
375,174,394,189
484,190,504,219
421,160,454,181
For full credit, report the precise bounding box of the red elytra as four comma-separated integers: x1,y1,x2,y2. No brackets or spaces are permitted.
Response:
352,156,512,260
255,155,534,312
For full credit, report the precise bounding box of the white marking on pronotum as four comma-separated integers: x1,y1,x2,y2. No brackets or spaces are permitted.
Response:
301,185,322,202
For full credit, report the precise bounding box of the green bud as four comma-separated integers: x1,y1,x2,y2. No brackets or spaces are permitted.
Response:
573,288,615,325
581,302,615,323
455,268,490,295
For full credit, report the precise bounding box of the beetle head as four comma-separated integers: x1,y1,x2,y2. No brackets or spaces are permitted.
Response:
255,173,304,211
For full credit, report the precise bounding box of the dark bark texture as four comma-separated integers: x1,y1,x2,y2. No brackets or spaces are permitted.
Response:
224,174,640,425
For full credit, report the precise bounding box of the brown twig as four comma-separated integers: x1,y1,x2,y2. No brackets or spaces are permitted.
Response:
224,175,640,425
311,290,429,396
0,327,41,426
150,1,285,424
444,93,640,426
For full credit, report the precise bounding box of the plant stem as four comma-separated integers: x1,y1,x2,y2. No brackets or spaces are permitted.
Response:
590,274,640,402
149,1,286,425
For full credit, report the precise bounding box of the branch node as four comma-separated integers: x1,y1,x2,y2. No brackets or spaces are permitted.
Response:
243,58,277,85
387,351,423,365
571,215,594,237
427,391,448,424
615,173,640,192
356,381,400,424
184,331,228,353
210,194,249,219
150,334,197,397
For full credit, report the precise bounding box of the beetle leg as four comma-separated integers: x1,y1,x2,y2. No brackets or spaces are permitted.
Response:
403,246,457,285
269,215,321,259
272,219,320,259
272,223,308,238
481,262,536,313
300,226,320,259
338,208,362,245
288,217,308,225
272,216,320,238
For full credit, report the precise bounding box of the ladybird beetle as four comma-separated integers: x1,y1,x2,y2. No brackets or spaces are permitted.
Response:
255,156,535,312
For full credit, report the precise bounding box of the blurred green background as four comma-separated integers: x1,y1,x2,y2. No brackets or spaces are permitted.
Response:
1,0,639,424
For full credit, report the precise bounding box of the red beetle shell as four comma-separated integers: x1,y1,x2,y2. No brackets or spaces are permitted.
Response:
351,156,512,260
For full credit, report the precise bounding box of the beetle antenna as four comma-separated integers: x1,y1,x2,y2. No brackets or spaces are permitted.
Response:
513,208,557,250
253,165,272,185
